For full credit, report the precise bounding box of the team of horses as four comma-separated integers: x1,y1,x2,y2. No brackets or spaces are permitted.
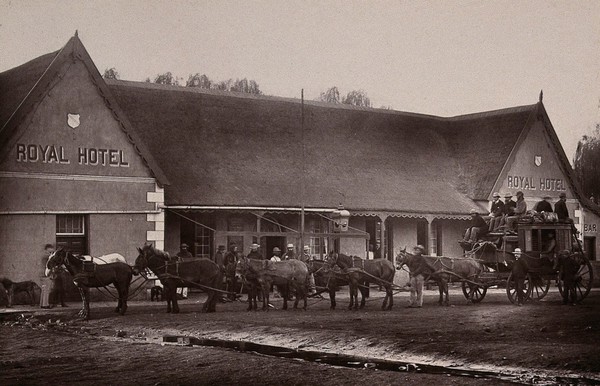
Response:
43,244,489,320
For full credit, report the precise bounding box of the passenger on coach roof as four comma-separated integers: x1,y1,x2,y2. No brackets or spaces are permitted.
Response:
505,191,527,232
488,192,505,231
534,195,554,213
554,192,571,222
461,208,489,244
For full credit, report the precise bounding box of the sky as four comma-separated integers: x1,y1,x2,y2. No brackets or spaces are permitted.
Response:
1,0,599,160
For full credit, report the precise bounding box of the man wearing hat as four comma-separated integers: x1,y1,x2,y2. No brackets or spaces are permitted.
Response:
301,245,317,294
461,208,489,245
488,192,505,231
223,243,239,300
506,191,527,232
407,245,428,308
554,192,571,222
176,243,193,262
282,243,296,260
175,243,193,299
534,195,554,213
511,248,529,306
247,243,264,260
214,245,226,269
270,247,282,262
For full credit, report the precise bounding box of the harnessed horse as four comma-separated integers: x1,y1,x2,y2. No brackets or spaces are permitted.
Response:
308,259,367,310
135,244,222,314
396,248,485,305
46,248,132,320
327,253,395,310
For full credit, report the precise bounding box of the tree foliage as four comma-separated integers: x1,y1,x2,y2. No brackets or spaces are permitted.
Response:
153,72,181,86
102,67,120,80
573,123,600,203
317,86,341,104
316,86,371,107
186,73,212,89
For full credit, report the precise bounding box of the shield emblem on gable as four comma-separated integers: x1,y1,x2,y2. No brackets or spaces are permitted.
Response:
534,155,542,167
67,113,80,129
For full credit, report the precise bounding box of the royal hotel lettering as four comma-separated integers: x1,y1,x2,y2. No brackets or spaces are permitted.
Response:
507,175,566,191
16,143,129,167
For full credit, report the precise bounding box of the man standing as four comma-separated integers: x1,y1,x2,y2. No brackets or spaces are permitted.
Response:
176,243,193,262
488,192,505,231
282,243,296,260
270,247,282,262
557,250,580,305
511,248,529,306
247,243,264,260
506,191,527,232
223,243,239,300
302,245,316,294
214,245,226,269
554,192,570,222
40,243,55,308
175,243,192,299
406,245,428,308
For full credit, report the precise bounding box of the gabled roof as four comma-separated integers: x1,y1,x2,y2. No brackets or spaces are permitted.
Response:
106,79,536,215
0,34,168,185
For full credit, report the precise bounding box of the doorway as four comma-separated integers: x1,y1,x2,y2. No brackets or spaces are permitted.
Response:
261,236,286,259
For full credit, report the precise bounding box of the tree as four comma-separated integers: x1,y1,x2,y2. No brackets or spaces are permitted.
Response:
573,123,600,203
186,73,212,89
342,89,371,107
103,67,120,80
230,78,262,95
317,86,341,104
153,72,180,86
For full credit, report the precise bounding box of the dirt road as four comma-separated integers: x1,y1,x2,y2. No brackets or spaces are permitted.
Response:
1,287,599,385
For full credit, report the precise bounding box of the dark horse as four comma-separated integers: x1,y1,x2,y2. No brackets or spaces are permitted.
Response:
135,244,222,314
46,248,132,320
396,248,485,305
308,259,367,310
328,253,395,310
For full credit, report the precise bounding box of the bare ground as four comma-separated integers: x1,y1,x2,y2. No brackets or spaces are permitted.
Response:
1,287,599,385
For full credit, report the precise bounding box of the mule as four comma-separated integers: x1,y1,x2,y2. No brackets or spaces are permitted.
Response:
328,253,395,310
308,259,367,310
236,257,308,311
46,248,132,319
135,244,222,314
396,248,485,305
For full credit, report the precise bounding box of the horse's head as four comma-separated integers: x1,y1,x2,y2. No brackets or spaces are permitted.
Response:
46,248,67,276
395,247,411,270
133,246,148,275
325,251,338,267
234,256,248,280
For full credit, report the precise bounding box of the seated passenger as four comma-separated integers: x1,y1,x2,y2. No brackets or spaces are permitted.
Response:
488,192,505,231
462,209,489,244
505,191,527,232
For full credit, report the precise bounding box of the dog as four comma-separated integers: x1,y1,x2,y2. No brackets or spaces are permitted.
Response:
150,285,163,301
1,278,40,308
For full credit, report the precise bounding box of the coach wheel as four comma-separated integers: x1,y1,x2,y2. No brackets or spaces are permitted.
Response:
557,257,594,303
461,281,487,303
529,275,550,300
506,273,532,304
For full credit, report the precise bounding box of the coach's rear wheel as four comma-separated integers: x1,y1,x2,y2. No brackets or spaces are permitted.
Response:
506,273,532,304
529,275,550,300
461,282,487,303
557,257,594,303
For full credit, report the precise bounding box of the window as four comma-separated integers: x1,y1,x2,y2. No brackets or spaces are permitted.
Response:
308,217,326,257
57,214,85,235
194,225,212,258
56,214,87,255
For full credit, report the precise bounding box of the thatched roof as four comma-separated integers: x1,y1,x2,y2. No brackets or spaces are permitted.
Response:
106,80,537,215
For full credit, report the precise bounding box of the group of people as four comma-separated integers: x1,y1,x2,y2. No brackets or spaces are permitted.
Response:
210,242,316,301
461,191,571,247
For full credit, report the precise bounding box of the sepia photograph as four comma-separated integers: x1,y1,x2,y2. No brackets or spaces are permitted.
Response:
1,1,599,385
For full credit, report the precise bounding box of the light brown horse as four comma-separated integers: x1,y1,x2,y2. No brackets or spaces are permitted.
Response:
236,257,309,311
135,244,222,314
328,253,395,310
396,248,485,305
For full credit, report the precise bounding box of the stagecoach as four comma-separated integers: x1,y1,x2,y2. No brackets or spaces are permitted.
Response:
462,220,594,304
